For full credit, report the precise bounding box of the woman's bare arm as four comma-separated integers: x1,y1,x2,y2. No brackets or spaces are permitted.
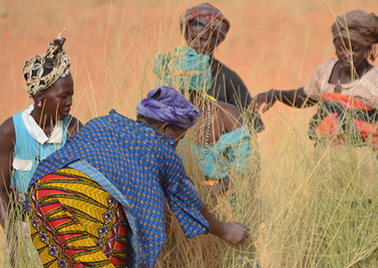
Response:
217,101,243,133
252,87,318,113
0,118,16,229
201,203,249,246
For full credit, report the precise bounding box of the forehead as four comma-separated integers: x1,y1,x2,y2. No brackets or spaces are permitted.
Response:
188,23,212,38
45,75,74,95
334,37,365,47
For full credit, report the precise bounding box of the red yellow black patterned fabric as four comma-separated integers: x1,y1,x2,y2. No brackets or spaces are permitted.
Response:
29,167,128,268
309,93,378,149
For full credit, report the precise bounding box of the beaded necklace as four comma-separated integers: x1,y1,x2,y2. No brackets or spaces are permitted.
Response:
199,98,211,161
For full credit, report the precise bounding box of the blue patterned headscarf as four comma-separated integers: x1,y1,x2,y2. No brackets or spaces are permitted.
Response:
136,86,202,129
154,46,212,91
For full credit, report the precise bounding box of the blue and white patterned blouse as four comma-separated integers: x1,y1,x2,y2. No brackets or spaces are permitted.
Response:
26,110,209,268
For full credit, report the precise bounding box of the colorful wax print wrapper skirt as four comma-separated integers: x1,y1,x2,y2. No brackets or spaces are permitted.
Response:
309,92,378,148
28,167,129,268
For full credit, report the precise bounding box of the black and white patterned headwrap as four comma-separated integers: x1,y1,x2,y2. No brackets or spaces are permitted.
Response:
23,34,70,95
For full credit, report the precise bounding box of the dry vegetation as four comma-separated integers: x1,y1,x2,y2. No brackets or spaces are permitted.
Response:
1,0,378,267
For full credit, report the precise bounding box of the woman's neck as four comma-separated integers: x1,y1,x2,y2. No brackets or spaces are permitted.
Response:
342,59,370,78
189,91,206,110
356,59,371,76
30,106,55,133
210,57,218,72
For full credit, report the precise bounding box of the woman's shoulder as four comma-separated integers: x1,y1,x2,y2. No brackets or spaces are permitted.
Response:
0,117,16,145
217,101,239,115
84,110,133,130
214,61,242,80
216,101,243,131
361,65,378,85
316,58,338,70
66,116,83,137
367,65,378,74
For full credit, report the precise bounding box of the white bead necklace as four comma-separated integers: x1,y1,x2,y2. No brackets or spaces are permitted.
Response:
199,98,211,161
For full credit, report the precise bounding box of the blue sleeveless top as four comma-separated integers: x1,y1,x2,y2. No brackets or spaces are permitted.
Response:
190,124,251,179
12,106,70,194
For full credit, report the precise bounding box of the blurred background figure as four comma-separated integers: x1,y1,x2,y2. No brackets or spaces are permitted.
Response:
154,46,257,206
253,9,378,191
180,2,265,132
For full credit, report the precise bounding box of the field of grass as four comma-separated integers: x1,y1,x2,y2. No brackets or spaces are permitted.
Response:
1,0,378,267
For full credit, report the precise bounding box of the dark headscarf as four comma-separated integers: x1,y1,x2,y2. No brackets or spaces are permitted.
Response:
136,86,202,129
332,9,378,61
180,3,230,44
23,34,71,95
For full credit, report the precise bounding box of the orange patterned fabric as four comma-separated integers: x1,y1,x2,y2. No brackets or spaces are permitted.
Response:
309,93,378,149
304,59,378,109
322,92,374,110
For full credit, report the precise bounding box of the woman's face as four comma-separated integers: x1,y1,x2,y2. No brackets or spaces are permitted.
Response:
156,123,188,148
185,23,219,56
334,38,369,72
167,127,188,147
39,74,74,121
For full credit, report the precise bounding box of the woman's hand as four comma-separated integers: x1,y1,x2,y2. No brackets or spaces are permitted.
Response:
252,87,315,111
251,89,279,113
201,204,250,246
220,222,250,246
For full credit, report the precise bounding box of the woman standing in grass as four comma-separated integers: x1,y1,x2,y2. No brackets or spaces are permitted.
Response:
154,46,255,200
253,10,378,155
25,86,249,268
180,3,264,132
0,35,82,262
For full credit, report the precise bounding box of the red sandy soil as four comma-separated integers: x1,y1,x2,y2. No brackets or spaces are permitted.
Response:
1,1,376,121
0,0,377,264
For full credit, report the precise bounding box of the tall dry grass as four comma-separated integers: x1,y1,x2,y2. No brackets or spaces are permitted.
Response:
1,0,378,267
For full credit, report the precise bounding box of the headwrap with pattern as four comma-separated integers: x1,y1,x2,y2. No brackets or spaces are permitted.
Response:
332,9,378,61
23,35,71,95
180,3,230,44
154,46,212,91
136,86,202,129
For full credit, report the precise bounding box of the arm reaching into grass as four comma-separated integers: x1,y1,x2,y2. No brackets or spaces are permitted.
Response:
252,87,318,113
201,203,249,246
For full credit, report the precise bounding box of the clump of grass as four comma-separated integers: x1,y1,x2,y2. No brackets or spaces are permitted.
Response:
2,193,42,267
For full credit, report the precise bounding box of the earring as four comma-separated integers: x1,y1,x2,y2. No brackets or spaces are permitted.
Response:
38,101,42,107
